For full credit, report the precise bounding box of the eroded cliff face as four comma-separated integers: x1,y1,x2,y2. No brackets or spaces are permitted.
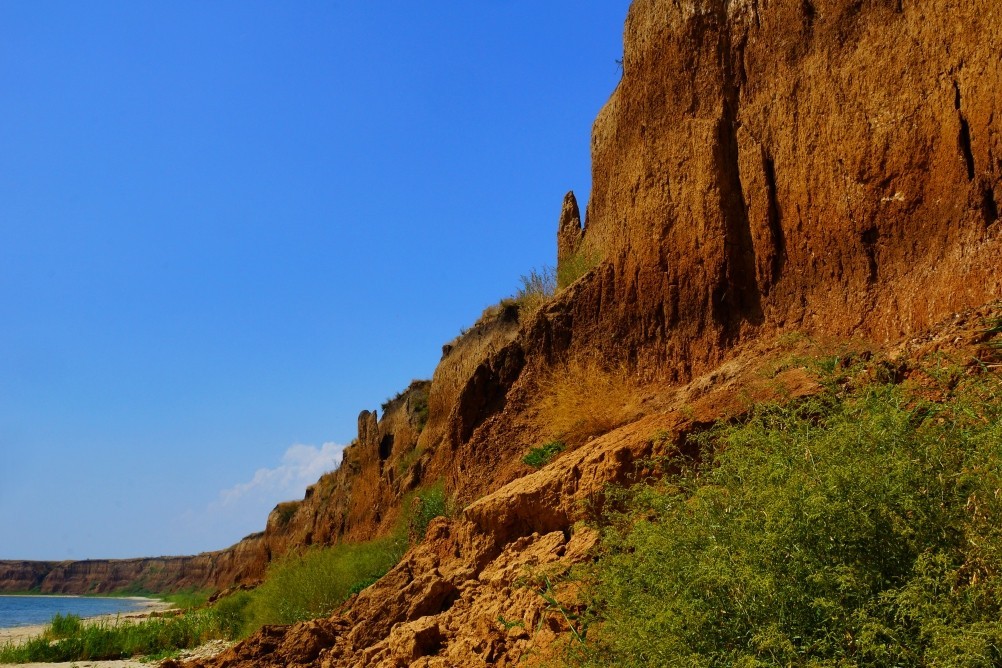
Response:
425,0,1002,504
576,0,1001,362
173,1,1001,665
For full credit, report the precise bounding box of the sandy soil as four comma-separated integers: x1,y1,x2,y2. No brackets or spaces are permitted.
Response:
0,597,177,667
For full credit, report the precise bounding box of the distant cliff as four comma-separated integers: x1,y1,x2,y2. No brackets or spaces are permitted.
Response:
0,532,267,594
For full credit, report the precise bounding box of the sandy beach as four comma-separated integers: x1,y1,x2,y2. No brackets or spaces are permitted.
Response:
0,597,177,668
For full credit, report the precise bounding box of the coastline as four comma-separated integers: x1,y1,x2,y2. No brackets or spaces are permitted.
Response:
0,596,174,647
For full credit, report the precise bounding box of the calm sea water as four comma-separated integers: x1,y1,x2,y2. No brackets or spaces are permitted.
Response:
0,595,150,628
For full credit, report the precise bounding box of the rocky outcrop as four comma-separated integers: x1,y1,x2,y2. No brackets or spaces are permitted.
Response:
261,379,432,554
555,191,583,268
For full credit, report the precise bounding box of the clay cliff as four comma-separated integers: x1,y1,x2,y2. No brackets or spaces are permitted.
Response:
175,0,999,665
7,0,1001,664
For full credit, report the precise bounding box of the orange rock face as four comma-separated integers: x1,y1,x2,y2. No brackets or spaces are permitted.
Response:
567,0,1002,376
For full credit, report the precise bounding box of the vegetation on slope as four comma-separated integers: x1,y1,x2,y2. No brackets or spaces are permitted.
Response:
573,355,1002,667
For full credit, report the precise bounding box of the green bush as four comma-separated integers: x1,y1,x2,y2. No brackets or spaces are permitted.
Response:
576,372,1002,667
160,588,213,610
238,536,406,633
409,483,453,541
0,609,220,663
47,613,83,639
210,590,252,640
557,248,600,290
523,440,565,468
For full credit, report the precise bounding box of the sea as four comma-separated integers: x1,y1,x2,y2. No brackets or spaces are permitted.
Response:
0,595,151,628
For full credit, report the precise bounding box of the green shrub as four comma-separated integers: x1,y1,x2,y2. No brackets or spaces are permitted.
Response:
576,373,1002,667
47,613,83,639
557,248,600,290
0,609,220,663
523,441,565,468
210,590,252,640
161,588,212,610
408,483,453,541
239,537,405,633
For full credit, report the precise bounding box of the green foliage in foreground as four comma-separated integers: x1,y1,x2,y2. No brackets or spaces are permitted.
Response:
575,371,1002,667
159,588,213,610
523,440,565,468
408,482,454,542
0,609,220,663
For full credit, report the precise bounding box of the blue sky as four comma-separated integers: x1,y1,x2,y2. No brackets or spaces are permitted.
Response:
0,2,630,560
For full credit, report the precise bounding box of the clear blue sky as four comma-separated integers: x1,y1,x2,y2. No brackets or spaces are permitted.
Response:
0,1,630,560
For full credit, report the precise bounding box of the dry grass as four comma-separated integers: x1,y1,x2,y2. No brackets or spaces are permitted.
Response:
531,358,646,447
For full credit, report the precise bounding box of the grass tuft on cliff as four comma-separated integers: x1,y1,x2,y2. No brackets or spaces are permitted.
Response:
533,358,645,447
572,364,1002,667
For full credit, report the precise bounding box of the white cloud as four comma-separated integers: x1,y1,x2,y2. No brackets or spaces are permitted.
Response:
217,442,344,508
173,442,344,553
